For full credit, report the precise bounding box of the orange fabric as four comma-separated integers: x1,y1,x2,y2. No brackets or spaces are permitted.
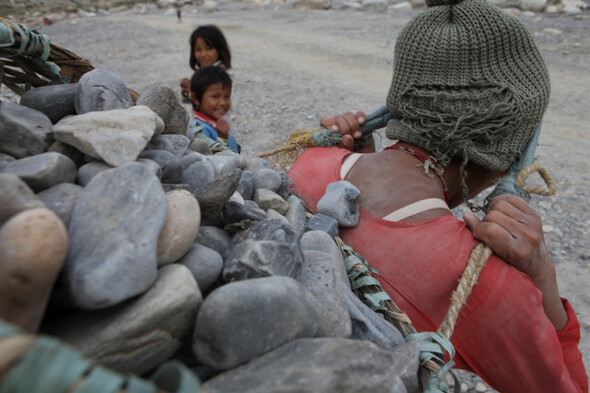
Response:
288,146,588,393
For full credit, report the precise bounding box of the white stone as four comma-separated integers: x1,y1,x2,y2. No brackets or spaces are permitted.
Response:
53,106,164,167
157,190,201,266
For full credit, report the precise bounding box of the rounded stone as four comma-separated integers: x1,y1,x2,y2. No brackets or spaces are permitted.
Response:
157,189,201,266
0,208,68,332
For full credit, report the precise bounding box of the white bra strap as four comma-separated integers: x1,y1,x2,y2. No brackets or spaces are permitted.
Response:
382,198,450,222
340,153,363,179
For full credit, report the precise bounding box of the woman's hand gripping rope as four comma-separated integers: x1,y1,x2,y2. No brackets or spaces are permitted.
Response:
256,106,392,166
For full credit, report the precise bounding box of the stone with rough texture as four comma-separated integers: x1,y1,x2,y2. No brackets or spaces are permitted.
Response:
285,199,307,237
37,183,85,227
136,86,190,135
0,152,77,192
53,106,164,167
0,208,68,333
75,68,134,114
0,173,45,227
193,276,320,370
194,168,242,220
253,188,289,215
46,264,202,375
224,218,302,282
316,181,360,227
60,162,168,309
298,231,351,337
201,338,419,393
221,200,267,225
178,242,224,293
157,190,201,266
20,83,78,124
0,102,54,159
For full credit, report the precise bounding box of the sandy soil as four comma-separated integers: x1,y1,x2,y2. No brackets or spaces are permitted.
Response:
40,2,590,386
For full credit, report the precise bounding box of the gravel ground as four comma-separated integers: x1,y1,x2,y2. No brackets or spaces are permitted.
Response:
21,3,590,391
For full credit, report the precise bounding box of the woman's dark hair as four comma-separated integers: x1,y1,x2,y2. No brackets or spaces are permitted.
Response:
189,25,232,71
190,66,233,106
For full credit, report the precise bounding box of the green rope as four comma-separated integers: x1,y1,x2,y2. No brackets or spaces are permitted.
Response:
0,19,64,83
0,319,201,393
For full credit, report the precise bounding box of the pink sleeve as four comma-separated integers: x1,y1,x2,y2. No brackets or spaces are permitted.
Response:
558,298,589,393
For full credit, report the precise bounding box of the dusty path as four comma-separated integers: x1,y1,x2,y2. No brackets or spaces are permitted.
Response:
42,3,590,384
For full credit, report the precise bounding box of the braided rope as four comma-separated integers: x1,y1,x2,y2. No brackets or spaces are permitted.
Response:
437,164,556,340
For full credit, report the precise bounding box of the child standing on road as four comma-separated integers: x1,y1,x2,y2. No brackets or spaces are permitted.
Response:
180,25,232,101
189,66,240,153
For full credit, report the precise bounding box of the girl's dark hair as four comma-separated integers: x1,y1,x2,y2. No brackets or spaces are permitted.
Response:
189,25,232,71
190,66,233,106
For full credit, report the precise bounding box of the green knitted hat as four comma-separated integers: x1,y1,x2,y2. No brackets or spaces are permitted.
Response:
385,0,550,171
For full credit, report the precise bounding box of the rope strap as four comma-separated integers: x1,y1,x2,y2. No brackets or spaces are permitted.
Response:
0,18,63,83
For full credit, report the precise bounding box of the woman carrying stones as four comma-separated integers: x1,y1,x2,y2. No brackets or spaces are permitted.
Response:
287,0,588,391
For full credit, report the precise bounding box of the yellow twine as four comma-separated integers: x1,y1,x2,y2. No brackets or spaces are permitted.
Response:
256,128,323,169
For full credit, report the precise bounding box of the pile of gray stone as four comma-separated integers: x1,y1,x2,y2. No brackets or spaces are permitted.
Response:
0,68,421,392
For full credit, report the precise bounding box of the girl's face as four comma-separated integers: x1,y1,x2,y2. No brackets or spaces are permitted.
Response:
194,37,220,67
193,82,231,120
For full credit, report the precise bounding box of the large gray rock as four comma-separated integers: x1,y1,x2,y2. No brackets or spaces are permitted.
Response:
224,218,303,282
0,152,77,192
75,68,134,114
37,183,85,227
60,162,168,309
201,338,420,393
0,173,45,227
46,265,202,375
0,102,54,159
193,276,321,370
53,106,164,167
298,231,351,337
136,86,190,135
20,83,78,124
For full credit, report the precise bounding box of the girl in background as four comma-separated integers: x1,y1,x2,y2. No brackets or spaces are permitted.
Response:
180,25,232,100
